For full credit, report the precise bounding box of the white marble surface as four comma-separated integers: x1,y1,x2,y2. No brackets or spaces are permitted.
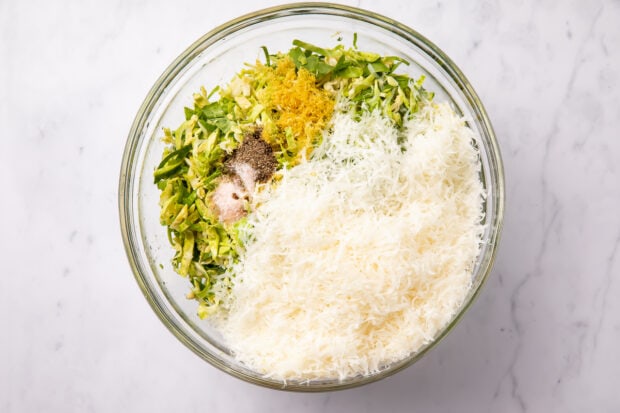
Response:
1,0,619,411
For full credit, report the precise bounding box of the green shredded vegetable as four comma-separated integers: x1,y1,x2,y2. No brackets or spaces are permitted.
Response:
154,35,433,318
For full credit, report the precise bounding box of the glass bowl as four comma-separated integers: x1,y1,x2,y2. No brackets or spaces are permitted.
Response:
119,2,504,391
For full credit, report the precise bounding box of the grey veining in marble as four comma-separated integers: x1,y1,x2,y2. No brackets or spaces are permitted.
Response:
1,0,619,412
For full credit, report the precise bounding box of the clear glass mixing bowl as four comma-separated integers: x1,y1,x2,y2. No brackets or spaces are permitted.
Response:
119,2,504,391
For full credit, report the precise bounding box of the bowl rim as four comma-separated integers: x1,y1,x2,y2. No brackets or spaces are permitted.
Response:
119,1,505,392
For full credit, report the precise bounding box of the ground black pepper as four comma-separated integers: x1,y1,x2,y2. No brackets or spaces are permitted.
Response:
225,128,277,183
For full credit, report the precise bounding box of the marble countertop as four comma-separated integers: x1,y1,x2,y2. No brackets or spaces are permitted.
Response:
2,0,619,411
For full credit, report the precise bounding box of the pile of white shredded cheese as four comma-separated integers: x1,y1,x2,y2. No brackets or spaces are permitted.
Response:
212,102,484,380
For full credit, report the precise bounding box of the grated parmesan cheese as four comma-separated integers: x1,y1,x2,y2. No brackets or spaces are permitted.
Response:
212,102,484,380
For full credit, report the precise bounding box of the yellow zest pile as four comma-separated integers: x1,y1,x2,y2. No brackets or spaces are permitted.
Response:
257,57,335,164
